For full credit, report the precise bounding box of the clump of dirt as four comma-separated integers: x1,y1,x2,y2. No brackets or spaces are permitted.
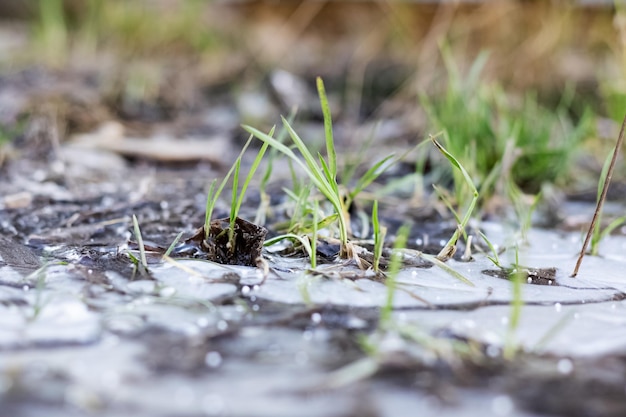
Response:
180,217,267,267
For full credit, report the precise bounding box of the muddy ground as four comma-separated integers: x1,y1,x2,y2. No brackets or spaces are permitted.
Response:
2,2,626,417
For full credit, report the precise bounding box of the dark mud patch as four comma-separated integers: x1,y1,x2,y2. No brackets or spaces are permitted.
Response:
482,266,558,286
177,217,267,266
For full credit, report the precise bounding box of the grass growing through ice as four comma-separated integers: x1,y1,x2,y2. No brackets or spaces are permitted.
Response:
130,214,149,277
254,111,296,226
246,78,408,261
228,141,270,249
372,201,386,274
204,130,272,243
430,134,479,262
245,78,352,258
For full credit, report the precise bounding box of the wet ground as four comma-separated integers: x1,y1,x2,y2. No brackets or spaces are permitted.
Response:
3,2,626,416
3,72,626,417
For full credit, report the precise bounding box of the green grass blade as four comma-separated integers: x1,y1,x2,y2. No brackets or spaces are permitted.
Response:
380,224,410,327
349,155,396,201
431,135,479,255
234,133,272,220
229,157,241,224
204,134,256,239
243,125,302,169
372,200,385,273
132,214,148,273
204,179,217,239
504,266,525,359
479,231,501,268
592,215,626,256
263,233,313,260
418,252,475,287
311,200,319,269
244,117,349,250
164,231,184,258
318,152,341,196
431,135,478,196
317,77,336,177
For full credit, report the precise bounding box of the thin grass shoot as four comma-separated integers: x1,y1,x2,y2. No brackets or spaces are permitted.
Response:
380,225,410,328
430,134,479,261
132,214,148,275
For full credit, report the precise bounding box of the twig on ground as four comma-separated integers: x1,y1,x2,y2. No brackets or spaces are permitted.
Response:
571,113,626,277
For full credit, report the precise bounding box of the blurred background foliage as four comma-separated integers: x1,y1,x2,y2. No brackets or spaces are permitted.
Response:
0,0,625,193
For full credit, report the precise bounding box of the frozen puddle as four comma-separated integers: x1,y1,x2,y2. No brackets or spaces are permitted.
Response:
254,226,626,308
413,301,626,357
2,226,626,416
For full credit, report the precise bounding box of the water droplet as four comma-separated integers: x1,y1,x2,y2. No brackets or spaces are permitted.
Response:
217,320,228,331
241,286,251,296
249,295,257,302
554,303,562,312
415,238,423,246
302,330,313,341
197,317,209,328
252,304,260,312
252,285,260,291
492,395,514,415
527,277,532,284
22,285,29,292
500,317,508,325
311,312,322,324
205,351,222,368
557,358,573,374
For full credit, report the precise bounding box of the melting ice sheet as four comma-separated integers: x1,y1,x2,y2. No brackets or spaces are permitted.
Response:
254,226,626,309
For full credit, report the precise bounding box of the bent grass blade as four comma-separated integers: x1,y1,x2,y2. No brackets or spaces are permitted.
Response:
430,134,479,262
